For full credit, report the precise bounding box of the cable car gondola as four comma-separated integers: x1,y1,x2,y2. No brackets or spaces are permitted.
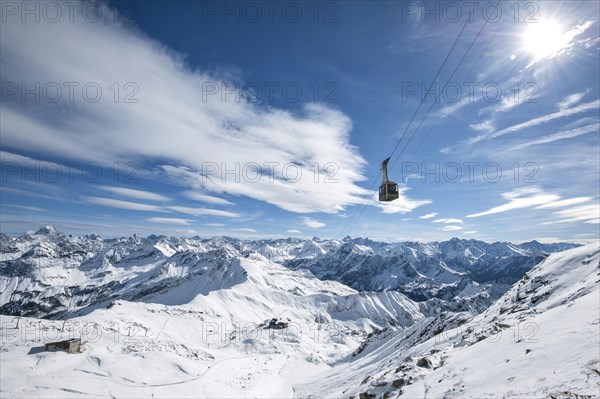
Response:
378,157,399,202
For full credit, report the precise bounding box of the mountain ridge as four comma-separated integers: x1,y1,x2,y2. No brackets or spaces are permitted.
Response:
0,225,580,319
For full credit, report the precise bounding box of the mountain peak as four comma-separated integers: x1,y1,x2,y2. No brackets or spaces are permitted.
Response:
35,224,59,235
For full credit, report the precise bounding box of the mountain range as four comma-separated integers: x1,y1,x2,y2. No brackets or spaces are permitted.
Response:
0,225,596,398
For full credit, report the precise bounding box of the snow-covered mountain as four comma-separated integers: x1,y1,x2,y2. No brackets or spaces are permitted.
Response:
0,226,596,398
297,242,600,398
284,237,572,309
0,227,427,397
0,226,578,319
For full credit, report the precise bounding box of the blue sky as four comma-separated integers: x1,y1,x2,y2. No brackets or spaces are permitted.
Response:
0,0,598,242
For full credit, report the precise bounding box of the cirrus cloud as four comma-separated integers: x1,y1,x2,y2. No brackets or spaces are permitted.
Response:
147,217,190,225
466,188,560,218
0,2,368,215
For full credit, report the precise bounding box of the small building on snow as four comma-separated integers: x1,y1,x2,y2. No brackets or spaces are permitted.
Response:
44,338,81,354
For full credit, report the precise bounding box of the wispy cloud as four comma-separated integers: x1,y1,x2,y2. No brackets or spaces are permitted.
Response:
302,217,325,228
467,188,560,218
1,186,62,201
511,123,599,150
433,218,463,224
418,212,438,219
541,204,599,225
166,206,239,218
563,116,600,130
467,100,600,145
83,196,239,219
205,223,226,227
287,229,301,234
183,192,234,206
494,96,520,113
147,217,190,225
85,197,166,212
0,2,367,214
0,150,56,167
558,91,588,110
99,186,171,202
469,120,494,134
1,204,46,212
437,96,479,118
535,197,592,209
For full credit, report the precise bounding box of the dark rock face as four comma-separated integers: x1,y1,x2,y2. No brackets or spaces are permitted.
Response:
391,378,405,388
416,357,432,368
262,318,289,329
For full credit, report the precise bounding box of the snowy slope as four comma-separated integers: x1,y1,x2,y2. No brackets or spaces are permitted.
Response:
297,242,599,398
0,227,593,398
0,255,423,398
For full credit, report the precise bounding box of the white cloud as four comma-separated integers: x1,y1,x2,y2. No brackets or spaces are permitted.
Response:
535,197,592,209
85,197,166,212
541,204,600,225
558,91,588,110
2,204,46,212
467,188,560,218
467,100,600,145
469,120,494,134
438,96,479,118
167,206,239,218
433,218,463,224
376,187,431,214
0,3,367,215
0,151,59,170
183,191,234,206
494,97,520,113
302,217,326,228
511,123,599,150
147,217,190,225
0,186,58,200
468,188,596,224
82,197,239,218
231,228,257,233
99,186,171,202
205,223,226,227
439,225,463,231
464,230,477,235
418,212,438,219
563,116,600,130
287,229,301,234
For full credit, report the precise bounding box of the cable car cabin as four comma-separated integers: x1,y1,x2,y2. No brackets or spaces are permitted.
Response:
378,157,399,202
379,181,399,202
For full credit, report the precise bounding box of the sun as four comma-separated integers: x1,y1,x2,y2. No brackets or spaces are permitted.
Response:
521,19,569,61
